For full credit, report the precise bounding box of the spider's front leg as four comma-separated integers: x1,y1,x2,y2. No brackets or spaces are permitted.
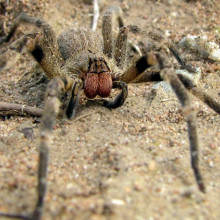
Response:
0,76,79,220
1,13,65,80
0,13,82,219
119,51,211,192
32,77,77,220
155,53,205,192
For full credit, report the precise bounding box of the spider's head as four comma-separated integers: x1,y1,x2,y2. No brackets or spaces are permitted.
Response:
84,57,112,99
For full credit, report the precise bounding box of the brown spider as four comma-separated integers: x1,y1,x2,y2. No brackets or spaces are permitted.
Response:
0,5,220,220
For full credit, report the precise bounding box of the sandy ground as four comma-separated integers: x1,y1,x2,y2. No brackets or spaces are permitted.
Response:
0,0,220,219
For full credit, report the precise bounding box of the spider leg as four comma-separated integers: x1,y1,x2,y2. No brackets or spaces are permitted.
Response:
0,78,69,220
102,6,124,59
118,52,158,83
127,25,196,72
177,74,220,114
31,77,68,219
120,50,220,114
2,13,66,80
0,14,80,219
128,69,220,114
129,69,161,83
4,13,57,45
121,49,219,190
114,26,128,69
155,53,205,192
26,33,64,79
120,50,208,191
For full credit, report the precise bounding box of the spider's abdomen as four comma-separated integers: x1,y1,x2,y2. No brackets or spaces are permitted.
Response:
57,28,103,61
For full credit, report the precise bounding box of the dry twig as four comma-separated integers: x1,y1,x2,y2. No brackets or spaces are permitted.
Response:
91,0,99,31
0,101,43,117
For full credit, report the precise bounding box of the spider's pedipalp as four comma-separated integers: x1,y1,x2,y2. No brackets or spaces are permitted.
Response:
102,81,128,109
66,81,82,119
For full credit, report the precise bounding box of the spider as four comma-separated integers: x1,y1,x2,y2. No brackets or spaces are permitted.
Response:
0,5,220,220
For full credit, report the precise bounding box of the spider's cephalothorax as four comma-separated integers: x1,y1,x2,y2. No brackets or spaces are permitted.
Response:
0,5,220,220
56,28,116,100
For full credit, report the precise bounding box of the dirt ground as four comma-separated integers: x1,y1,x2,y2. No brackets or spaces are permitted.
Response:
0,0,220,220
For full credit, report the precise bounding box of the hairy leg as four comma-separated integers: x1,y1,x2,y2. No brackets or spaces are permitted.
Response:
32,77,67,219
127,68,220,114
0,77,75,220
177,74,220,114
2,13,65,79
120,50,220,115
155,53,205,192
102,6,124,58
119,52,158,83
121,50,212,191
127,25,196,72
114,26,128,69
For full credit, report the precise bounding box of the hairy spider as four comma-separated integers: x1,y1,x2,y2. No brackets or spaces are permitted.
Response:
0,5,220,220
